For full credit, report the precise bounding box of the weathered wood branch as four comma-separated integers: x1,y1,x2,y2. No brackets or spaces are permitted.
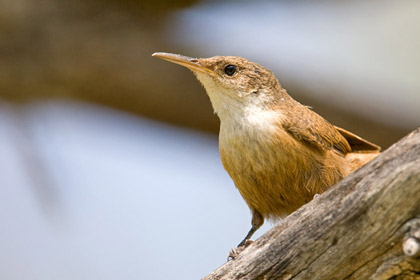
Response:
203,128,420,280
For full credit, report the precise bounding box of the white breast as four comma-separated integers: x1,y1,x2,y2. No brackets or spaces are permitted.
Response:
220,106,284,143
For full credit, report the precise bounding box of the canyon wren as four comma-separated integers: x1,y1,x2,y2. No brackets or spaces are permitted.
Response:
152,52,381,248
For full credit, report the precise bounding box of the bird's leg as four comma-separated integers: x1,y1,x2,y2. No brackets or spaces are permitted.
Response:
228,210,264,261
238,209,264,247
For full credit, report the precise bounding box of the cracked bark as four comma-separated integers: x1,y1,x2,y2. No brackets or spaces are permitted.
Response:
202,128,420,280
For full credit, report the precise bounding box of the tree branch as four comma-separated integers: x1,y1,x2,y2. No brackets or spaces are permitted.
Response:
203,128,420,280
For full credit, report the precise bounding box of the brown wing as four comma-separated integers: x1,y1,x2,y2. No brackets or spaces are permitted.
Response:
334,126,381,152
283,105,351,155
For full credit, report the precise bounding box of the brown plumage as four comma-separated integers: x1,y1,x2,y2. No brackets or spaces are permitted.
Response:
152,52,380,247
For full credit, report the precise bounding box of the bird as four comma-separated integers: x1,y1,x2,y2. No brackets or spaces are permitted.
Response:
152,52,380,250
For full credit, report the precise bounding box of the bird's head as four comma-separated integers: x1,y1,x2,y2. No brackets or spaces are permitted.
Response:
152,52,288,119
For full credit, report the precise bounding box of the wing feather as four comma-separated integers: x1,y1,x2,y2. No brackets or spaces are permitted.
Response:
283,106,351,155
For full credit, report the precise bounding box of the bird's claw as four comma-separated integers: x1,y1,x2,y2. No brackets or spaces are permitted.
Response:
227,239,254,261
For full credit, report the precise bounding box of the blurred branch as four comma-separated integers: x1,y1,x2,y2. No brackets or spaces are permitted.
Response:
10,105,60,216
203,129,420,280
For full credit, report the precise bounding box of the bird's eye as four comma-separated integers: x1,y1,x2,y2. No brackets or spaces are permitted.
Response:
224,65,237,76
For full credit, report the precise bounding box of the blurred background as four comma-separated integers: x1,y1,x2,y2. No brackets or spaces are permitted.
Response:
1,0,419,279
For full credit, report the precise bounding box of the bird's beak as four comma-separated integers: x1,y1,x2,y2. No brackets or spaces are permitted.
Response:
152,52,215,76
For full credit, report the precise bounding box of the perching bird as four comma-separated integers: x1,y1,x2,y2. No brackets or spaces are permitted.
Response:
153,52,380,249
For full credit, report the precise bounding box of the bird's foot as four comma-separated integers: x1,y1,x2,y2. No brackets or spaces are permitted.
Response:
227,239,254,261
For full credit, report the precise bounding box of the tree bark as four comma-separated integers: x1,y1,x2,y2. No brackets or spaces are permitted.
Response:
203,128,420,280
